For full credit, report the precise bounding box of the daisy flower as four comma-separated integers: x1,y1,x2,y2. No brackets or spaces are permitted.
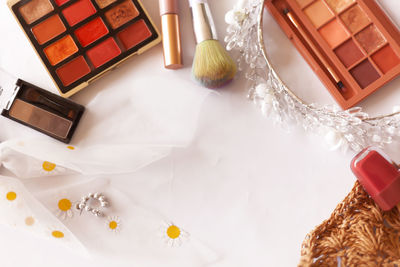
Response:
106,216,122,233
160,222,190,247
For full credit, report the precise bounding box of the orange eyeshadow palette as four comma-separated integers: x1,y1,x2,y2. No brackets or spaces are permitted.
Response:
8,0,161,97
265,0,400,109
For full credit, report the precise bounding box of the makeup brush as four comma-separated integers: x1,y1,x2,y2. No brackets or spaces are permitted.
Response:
24,88,75,118
283,8,345,90
189,0,237,88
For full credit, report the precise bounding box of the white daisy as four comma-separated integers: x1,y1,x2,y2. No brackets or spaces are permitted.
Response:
160,222,190,247
106,216,122,233
40,161,66,175
1,186,21,207
55,197,74,220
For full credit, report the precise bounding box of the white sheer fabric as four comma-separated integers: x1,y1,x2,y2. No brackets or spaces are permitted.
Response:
0,62,213,262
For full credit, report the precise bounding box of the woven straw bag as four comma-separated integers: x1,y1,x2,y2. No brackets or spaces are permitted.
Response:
299,181,400,266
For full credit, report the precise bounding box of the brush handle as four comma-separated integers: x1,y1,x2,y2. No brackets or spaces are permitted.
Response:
189,0,218,43
24,88,74,118
189,0,208,5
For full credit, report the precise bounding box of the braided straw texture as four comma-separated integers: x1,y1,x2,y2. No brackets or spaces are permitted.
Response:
299,181,400,267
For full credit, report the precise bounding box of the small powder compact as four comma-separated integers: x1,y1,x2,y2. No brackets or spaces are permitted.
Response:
0,69,84,143
266,0,400,109
8,0,160,97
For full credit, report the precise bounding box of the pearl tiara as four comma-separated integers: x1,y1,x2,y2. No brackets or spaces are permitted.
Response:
225,0,400,152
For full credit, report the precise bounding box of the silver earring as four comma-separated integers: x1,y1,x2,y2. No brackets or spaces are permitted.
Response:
75,192,109,217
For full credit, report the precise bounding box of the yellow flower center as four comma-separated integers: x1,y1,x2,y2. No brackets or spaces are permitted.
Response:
52,231,64,238
109,221,118,230
167,225,181,239
25,217,35,226
58,199,72,211
42,161,56,172
6,191,17,201
67,146,75,150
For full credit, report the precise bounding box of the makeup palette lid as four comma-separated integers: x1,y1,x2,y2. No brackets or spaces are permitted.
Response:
0,68,20,111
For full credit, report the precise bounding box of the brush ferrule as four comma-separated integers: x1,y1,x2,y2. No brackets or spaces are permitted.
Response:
190,2,218,43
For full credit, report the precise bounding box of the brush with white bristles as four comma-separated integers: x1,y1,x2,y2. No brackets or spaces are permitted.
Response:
189,0,237,89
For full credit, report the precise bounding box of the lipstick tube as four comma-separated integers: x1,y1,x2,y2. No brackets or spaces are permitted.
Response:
159,0,183,69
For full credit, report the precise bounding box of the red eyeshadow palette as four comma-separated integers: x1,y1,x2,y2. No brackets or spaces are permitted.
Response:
8,0,160,97
266,0,400,109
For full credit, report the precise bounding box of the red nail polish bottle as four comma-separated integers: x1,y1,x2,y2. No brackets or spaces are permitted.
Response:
351,147,400,211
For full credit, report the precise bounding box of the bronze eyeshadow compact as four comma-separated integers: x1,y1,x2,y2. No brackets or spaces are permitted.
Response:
0,69,84,143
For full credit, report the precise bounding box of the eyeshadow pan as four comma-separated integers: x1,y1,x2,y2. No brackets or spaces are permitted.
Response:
86,38,121,68
319,19,349,48
9,99,72,139
75,18,109,47
117,20,151,50
294,0,314,8
55,0,69,6
105,0,139,29
95,0,116,9
304,0,334,28
56,56,91,86
355,24,386,53
371,45,400,74
32,15,66,45
334,39,363,67
19,0,54,25
62,0,96,26
44,35,78,65
325,0,355,13
340,5,370,34
350,59,380,88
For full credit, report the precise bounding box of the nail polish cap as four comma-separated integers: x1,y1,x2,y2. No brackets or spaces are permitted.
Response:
351,147,400,211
